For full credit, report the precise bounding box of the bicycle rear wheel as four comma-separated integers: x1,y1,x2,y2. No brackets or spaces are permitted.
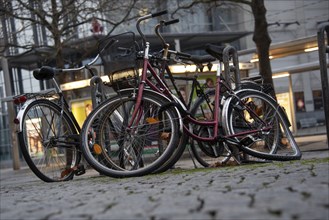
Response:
18,99,81,182
80,90,180,178
222,90,302,161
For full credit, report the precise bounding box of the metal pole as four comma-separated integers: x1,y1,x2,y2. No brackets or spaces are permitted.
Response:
1,57,20,170
1,3,21,169
288,74,297,134
317,22,329,146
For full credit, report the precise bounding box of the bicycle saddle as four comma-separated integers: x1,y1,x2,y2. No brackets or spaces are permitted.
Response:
33,66,56,80
188,55,216,64
205,44,226,62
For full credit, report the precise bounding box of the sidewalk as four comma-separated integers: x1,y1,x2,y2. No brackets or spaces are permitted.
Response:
0,135,328,220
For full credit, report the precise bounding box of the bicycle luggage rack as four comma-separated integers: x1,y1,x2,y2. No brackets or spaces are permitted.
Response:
317,22,329,145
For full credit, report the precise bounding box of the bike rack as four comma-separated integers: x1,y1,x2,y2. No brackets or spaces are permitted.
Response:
222,46,241,87
90,76,105,109
317,22,329,145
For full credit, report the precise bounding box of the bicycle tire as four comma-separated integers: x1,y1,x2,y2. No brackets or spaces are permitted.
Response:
222,90,302,161
188,89,232,167
154,89,230,171
18,99,81,182
80,90,180,178
152,128,189,173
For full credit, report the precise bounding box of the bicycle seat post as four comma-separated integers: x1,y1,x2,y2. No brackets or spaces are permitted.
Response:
217,61,223,78
51,78,63,94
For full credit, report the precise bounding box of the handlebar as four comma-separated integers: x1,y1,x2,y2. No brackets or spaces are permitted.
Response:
34,11,167,81
155,19,179,48
33,38,118,81
33,10,167,81
136,10,168,46
151,10,168,18
163,19,179,26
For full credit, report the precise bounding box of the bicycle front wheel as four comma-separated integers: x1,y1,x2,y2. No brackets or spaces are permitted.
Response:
189,89,232,167
222,90,302,161
81,90,180,178
18,99,80,182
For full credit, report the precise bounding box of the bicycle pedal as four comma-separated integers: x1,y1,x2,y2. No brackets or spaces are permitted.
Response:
240,136,254,146
74,164,86,176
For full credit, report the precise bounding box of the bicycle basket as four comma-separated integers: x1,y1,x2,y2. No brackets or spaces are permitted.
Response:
99,32,140,90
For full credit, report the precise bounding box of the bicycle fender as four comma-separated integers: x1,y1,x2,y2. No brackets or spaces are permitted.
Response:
118,88,184,133
241,89,291,126
223,89,291,127
14,99,35,132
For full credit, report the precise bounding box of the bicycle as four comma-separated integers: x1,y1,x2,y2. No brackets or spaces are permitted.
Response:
161,74,233,168
12,35,120,182
79,16,229,177
126,20,294,168
166,44,303,165
80,11,302,178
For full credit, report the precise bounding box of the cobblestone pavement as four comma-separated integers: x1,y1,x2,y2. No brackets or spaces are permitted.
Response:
1,139,328,220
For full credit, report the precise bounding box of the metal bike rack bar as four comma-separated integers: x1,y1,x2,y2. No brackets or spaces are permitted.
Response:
317,22,329,145
223,46,241,87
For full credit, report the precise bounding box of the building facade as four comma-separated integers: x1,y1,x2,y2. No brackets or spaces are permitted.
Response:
1,0,328,167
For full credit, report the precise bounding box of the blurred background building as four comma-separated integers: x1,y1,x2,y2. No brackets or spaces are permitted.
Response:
1,0,328,167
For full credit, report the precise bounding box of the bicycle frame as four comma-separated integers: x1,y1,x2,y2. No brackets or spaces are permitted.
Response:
182,65,223,142
124,42,278,147
121,39,219,141
128,16,245,144
14,35,119,132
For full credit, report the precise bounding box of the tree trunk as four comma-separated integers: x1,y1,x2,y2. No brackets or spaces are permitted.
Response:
50,0,66,84
53,34,67,84
251,0,275,94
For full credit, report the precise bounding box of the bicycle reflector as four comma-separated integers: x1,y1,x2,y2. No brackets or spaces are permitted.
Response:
13,96,27,105
13,118,19,124
146,117,159,124
93,144,102,155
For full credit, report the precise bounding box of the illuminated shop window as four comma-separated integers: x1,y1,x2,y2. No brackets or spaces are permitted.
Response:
294,92,305,112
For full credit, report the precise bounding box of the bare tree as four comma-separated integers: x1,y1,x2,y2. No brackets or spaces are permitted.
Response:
1,0,139,83
171,0,275,92
2,0,274,88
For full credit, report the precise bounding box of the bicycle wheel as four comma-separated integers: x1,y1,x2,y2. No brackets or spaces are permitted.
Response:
18,99,81,182
222,90,302,161
152,127,189,173
81,90,180,178
189,89,232,167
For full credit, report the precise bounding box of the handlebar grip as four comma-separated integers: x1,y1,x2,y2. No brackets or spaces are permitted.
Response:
151,10,167,18
164,19,179,26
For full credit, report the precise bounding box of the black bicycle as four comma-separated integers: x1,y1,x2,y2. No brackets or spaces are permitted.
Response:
12,37,118,182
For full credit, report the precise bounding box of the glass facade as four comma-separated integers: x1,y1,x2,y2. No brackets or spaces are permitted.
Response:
0,70,12,161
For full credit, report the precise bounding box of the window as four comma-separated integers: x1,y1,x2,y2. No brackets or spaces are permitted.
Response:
313,90,323,110
294,92,305,112
211,6,237,31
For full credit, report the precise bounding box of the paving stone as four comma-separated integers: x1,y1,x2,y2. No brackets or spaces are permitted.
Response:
0,151,328,220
